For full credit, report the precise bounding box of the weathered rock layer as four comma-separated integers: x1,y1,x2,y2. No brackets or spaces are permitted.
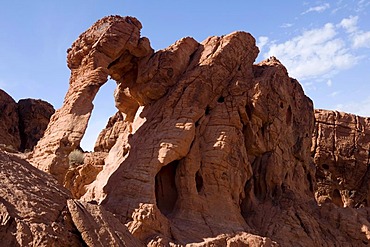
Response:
313,109,370,208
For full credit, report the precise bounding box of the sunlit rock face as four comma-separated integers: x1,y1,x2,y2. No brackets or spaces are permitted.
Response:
18,15,370,246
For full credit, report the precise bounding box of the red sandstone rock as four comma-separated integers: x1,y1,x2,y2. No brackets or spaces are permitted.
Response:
0,89,20,150
64,151,106,198
17,98,55,151
94,111,125,152
0,150,81,246
31,16,153,184
313,109,370,208
67,199,143,246
15,15,370,246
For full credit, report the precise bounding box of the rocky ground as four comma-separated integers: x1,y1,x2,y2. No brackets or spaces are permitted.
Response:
1,15,370,246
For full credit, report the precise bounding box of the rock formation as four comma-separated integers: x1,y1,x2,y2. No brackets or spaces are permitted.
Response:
94,111,125,152
18,99,55,151
0,89,20,150
1,15,370,246
31,16,153,183
0,150,81,246
313,109,370,208
0,90,54,152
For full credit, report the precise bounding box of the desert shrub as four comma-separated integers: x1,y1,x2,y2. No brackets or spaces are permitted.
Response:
68,149,84,165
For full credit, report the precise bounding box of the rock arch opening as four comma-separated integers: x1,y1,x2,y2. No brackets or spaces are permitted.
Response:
80,79,117,151
155,160,179,216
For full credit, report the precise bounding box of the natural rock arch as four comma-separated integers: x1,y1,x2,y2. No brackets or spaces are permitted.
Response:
31,16,153,183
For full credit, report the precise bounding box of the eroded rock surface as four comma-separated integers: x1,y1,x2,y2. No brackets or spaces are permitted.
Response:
0,90,54,152
31,16,153,183
18,98,55,151
0,150,81,246
21,15,370,246
0,89,20,150
313,109,370,208
94,111,125,152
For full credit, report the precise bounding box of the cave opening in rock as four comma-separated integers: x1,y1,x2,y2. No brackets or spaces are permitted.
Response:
195,170,203,193
217,96,225,103
322,164,329,170
155,159,179,216
332,189,344,207
80,79,117,151
286,105,292,125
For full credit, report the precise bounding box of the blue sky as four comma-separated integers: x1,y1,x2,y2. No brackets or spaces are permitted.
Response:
1,1,369,150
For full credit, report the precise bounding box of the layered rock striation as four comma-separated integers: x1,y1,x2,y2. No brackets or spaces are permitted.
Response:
2,15,370,246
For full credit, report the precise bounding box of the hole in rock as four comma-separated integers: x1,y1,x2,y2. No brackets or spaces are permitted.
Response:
322,164,329,170
155,160,179,216
280,102,284,108
195,170,203,193
286,105,292,125
80,79,117,151
205,106,211,115
217,96,225,103
332,189,344,207
240,178,253,219
245,104,253,120
307,173,314,192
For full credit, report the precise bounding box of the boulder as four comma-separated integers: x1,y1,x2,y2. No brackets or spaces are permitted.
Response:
0,150,81,246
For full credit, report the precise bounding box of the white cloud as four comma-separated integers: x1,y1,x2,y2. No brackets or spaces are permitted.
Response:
336,97,370,117
257,36,269,51
326,79,332,87
330,91,339,97
353,31,370,48
338,16,370,49
302,3,330,14
265,23,358,81
339,16,358,33
281,23,293,28
356,0,370,12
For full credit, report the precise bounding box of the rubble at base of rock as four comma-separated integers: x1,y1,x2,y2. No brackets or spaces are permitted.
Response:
1,15,370,246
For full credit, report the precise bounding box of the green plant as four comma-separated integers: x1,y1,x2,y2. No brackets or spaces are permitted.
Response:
68,149,84,165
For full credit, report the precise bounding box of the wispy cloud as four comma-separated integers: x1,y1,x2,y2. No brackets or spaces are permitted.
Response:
339,15,370,49
264,22,358,81
330,91,340,97
356,0,370,12
326,79,332,87
336,97,370,117
302,3,330,14
281,23,294,28
353,31,370,48
257,36,269,51
339,15,359,33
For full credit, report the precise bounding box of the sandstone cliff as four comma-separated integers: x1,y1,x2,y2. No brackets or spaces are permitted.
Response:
1,15,370,246
313,109,370,208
